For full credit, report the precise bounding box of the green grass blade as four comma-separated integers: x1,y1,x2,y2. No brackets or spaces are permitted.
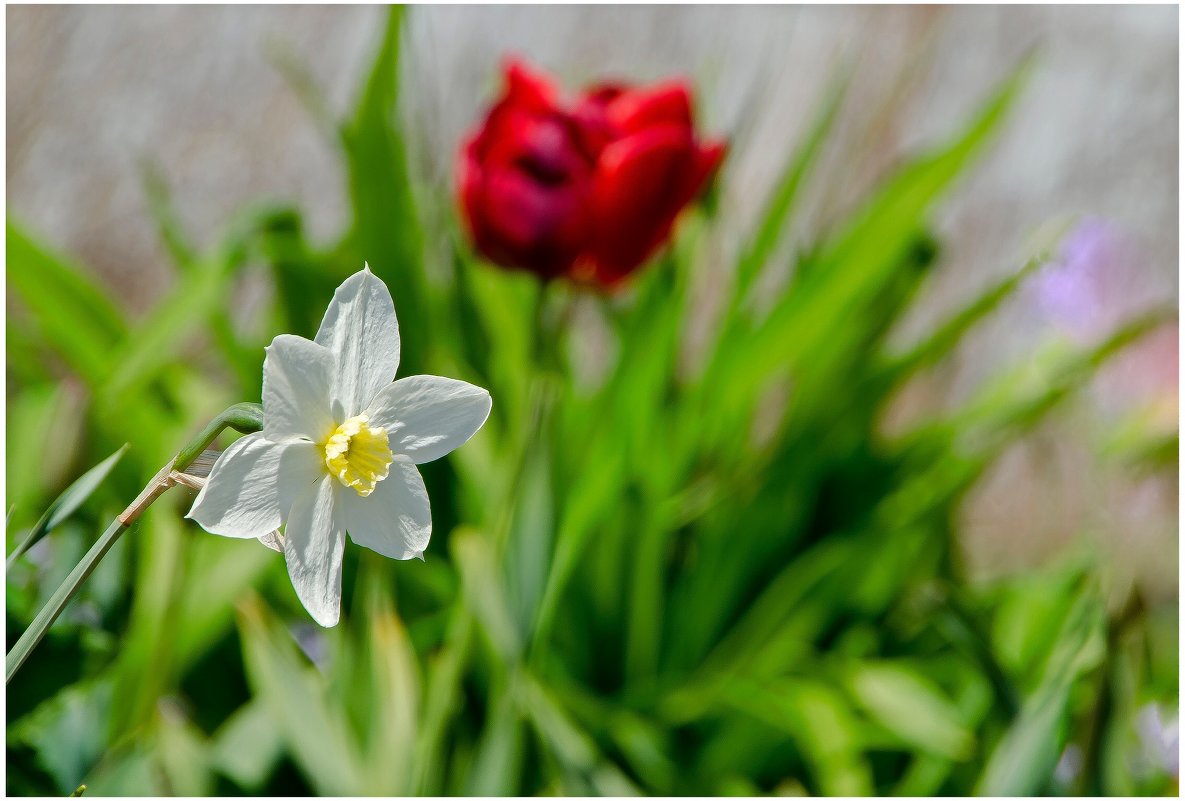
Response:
878,249,1049,381
95,243,249,412
339,6,429,372
138,160,197,271
733,62,852,300
7,444,128,570
704,57,1032,438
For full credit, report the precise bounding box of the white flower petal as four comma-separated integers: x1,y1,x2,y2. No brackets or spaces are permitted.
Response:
283,476,346,627
315,267,400,419
263,334,336,442
365,375,492,464
338,457,431,559
187,434,321,538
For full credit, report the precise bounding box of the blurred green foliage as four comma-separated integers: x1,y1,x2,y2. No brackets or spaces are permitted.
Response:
6,7,1177,796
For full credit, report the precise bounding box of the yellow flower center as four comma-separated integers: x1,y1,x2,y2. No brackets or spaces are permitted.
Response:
321,414,393,497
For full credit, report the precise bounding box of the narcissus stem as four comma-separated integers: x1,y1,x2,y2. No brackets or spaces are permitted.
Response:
5,517,128,682
5,403,264,684
174,402,265,472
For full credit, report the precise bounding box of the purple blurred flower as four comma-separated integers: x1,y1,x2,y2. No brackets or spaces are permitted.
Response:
1030,218,1177,427
1031,217,1141,341
1137,702,1179,778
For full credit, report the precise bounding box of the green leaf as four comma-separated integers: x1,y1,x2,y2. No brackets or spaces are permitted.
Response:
209,699,283,791
156,701,215,796
451,527,521,660
95,248,244,413
235,593,363,795
466,680,525,796
517,672,639,795
79,743,162,796
504,431,554,638
106,506,187,736
845,662,974,760
532,430,626,651
725,678,874,796
7,680,112,793
977,586,1106,795
5,383,75,527
6,219,126,385
878,246,1051,382
7,445,128,570
357,577,420,794
173,536,276,668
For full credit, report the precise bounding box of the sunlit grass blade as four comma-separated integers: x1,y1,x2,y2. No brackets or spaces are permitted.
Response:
355,572,420,794
976,585,1106,795
844,662,974,761
411,604,474,795
208,698,284,792
235,594,364,795
7,444,128,571
721,57,1032,400
5,383,75,522
451,527,521,660
932,308,1175,452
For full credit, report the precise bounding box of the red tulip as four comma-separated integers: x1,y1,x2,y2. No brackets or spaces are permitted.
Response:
459,59,726,288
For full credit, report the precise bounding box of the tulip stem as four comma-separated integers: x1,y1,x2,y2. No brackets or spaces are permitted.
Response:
5,403,265,684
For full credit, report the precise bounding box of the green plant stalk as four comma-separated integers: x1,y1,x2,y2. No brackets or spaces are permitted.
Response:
6,516,128,682
5,402,264,684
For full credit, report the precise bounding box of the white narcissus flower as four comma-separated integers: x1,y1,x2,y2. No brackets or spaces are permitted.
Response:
187,266,491,626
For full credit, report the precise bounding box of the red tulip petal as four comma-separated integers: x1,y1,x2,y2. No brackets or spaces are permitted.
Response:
472,164,589,279
482,112,592,178
571,83,629,161
458,149,486,241
607,81,694,134
502,57,557,111
588,125,697,281
681,139,728,207
577,82,630,112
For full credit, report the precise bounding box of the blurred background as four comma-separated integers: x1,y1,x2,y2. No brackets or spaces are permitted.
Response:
6,4,1179,796
8,4,1178,590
